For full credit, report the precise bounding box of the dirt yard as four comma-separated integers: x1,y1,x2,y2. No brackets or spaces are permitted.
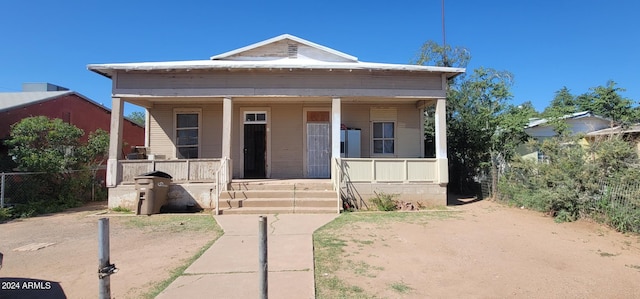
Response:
0,202,221,299
3,199,640,298
316,198,640,298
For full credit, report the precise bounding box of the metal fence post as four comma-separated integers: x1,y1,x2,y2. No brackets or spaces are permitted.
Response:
1,173,5,209
99,218,117,299
258,216,268,299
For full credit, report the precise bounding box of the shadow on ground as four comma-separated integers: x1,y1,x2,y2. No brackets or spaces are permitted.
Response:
447,193,483,206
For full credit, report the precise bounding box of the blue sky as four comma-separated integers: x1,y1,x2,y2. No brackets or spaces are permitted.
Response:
1,0,638,115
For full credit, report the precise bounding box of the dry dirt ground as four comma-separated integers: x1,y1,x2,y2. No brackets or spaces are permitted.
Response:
0,202,220,299
317,198,640,298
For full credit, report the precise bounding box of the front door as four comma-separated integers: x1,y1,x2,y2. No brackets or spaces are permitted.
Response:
306,111,331,178
244,123,266,178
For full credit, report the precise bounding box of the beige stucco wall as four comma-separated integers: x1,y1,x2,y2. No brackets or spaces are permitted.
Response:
270,104,304,178
146,100,423,179
231,103,307,178
148,102,223,159
342,103,422,158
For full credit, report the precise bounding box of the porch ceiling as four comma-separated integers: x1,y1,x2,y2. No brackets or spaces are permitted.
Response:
123,96,437,109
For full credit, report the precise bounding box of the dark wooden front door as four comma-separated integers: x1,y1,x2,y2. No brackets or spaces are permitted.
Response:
244,124,266,178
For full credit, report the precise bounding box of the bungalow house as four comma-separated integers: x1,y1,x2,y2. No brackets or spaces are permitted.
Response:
0,83,145,171
519,111,614,161
88,34,464,213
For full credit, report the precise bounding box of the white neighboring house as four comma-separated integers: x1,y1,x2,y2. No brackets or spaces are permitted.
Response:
519,111,614,161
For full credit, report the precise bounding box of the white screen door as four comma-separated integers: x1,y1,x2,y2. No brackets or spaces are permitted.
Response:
307,122,330,178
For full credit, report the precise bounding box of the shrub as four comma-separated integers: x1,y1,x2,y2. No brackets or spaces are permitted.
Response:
370,192,398,211
0,207,13,222
112,206,132,213
499,135,640,231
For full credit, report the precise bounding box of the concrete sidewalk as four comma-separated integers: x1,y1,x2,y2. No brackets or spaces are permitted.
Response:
156,214,338,299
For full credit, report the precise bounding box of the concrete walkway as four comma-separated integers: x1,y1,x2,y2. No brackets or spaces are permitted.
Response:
156,214,338,299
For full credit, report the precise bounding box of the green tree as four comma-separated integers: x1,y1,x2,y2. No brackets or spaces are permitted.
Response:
3,117,111,217
447,68,526,193
5,116,84,173
416,41,529,194
417,41,471,158
127,111,146,127
83,129,110,167
413,40,471,68
543,87,577,117
82,128,110,201
575,81,636,124
497,102,538,155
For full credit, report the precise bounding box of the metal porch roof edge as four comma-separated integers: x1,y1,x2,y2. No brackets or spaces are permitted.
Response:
87,59,466,79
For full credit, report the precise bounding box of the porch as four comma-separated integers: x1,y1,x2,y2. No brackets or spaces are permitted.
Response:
107,156,446,214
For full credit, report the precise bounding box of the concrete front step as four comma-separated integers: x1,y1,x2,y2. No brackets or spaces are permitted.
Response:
220,190,336,200
218,206,338,215
220,198,336,208
228,180,333,191
216,180,339,214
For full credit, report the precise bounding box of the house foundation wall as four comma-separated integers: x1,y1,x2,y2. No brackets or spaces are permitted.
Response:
348,182,447,208
108,184,215,211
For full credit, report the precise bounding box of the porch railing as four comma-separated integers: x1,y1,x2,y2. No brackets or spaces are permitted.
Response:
119,158,223,184
333,158,363,211
339,158,438,183
214,158,231,215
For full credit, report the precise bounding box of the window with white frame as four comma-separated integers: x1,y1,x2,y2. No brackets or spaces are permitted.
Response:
175,110,200,159
244,112,267,123
372,121,395,154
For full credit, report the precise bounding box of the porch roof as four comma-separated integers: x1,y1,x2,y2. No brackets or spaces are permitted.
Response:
89,58,464,79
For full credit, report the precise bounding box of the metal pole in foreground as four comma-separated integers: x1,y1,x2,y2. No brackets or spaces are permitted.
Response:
98,218,111,299
258,215,268,299
1,173,5,208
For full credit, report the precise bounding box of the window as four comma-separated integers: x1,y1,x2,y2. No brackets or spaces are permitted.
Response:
245,112,266,123
175,111,200,159
372,122,394,154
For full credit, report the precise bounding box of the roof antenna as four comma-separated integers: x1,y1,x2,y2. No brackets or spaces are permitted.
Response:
442,0,448,67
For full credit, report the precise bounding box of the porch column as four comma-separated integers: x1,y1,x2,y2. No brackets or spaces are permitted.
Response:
144,108,150,147
107,97,124,188
435,98,448,184
222,97,233,159
420,105,426,158
331,97,341,160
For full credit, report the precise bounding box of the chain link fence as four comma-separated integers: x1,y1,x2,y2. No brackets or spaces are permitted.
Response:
477,158,639,233
583,179,640,233
1,170,106,212
1,172,46,209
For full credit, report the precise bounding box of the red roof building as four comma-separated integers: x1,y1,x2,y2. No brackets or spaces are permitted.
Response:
0,83,145,170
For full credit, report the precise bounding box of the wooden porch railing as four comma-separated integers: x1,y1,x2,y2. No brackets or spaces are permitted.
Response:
119,159,223,184
339,158,438,183
333,158,438,211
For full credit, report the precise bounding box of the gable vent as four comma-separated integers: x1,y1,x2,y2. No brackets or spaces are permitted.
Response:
288,44,298,58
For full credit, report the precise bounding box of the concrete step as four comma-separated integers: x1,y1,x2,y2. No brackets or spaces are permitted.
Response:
218,206,338,215
215,180,338,214
220,190,336,200
219,198,337,208
228,180,333,192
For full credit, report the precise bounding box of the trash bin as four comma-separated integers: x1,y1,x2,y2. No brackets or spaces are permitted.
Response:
134,171,172,215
